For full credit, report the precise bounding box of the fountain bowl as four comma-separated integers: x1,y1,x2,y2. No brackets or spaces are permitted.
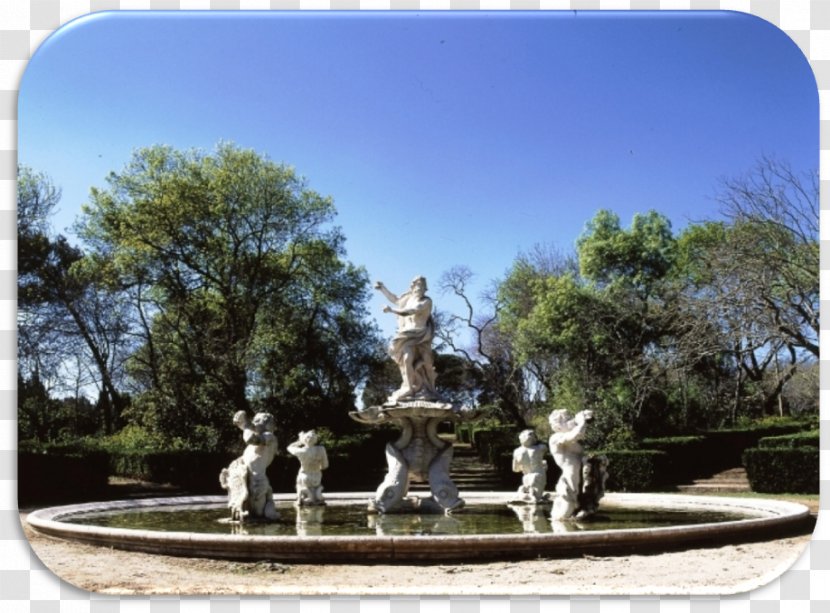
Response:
26,491,811,562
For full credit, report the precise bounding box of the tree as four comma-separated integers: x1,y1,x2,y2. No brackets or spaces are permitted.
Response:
437,265,536,426
79,143,380,449
716,157,818,358
18,166,64,383
674,159,819,419
18,166,133,435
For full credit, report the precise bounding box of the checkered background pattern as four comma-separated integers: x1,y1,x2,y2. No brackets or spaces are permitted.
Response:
0,0,828,610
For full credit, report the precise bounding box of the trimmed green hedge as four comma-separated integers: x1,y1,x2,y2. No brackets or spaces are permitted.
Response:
600,450,667,492
700,423,805,469
640,436,707,482
757,430,820,449
641,423,813,483
108,450,233,492
743,447,819,494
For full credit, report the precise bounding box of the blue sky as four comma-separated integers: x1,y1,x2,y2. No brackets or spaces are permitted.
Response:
18,11,818,339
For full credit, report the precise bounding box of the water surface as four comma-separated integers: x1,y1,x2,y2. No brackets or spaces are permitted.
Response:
66,502,750,536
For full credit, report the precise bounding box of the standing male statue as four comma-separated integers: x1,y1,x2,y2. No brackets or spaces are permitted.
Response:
375,276,438,403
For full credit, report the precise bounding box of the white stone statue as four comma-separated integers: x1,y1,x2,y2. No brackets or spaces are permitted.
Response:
548,409,608,520
351,275,472,514
375,276,438,403
287,429,329,506
511,429,549,505
219,411,279,522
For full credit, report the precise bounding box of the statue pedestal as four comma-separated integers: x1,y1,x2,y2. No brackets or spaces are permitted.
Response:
349,401,476,514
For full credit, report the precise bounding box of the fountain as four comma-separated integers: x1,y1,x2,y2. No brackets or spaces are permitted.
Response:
24,275,812,562
348,276,477,514
26,492,811,562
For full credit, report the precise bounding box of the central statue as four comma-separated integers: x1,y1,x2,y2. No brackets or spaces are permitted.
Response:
350,276,477,514
375,276,438,403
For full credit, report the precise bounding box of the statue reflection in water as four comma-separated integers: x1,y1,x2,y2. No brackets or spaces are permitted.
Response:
507,504,550,533
295,505,326,536
368,511,461,536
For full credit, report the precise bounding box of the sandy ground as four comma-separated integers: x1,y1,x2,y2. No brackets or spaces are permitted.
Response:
19,507,818,597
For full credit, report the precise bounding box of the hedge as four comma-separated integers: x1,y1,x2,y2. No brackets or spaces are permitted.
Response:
640,436,707,482
639,423,811,482
599,450,667,492
700,423,805,469
108,450,233,493
757,430,820,449
743,447,819,494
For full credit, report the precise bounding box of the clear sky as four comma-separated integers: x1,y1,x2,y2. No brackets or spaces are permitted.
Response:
18,11,818,339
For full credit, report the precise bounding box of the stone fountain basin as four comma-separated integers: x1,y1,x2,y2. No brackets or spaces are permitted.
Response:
26,492,811,562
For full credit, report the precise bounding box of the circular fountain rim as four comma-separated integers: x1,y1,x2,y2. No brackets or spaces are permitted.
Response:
26,492,811,562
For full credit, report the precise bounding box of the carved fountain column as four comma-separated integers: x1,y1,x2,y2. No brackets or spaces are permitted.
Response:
350,400,476,514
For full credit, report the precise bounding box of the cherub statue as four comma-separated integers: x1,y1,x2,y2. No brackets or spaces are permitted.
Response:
375,276,438,403
287,430,329,506
511,429,549,504
219,410,279,522
548,409,607,520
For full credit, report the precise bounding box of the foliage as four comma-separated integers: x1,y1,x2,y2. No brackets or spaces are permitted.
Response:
438,159,819,449
76,143,380,450
600,450,666,492
18,165,132,435
18,376,101,443
743,447,819,494
471,426,516,465
19,153,818,461
757,430,820,449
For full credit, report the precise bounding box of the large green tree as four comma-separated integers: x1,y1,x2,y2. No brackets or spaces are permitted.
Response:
79,143,380,449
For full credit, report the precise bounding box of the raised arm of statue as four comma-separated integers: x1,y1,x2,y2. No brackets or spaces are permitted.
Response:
374,281,399,305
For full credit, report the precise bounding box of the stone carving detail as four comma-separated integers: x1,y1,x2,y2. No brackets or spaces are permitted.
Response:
219,411,279,522
510,429,550,505
375,277,439,403
287,430,329,506
548,409,609,520
352,402,471,514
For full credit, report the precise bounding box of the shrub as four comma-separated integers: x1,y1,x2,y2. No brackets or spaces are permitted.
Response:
599,450,667,492
757,430,820,449
699,422,807,472
108,449,233,492
640,435,708,482
743,447,819,494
